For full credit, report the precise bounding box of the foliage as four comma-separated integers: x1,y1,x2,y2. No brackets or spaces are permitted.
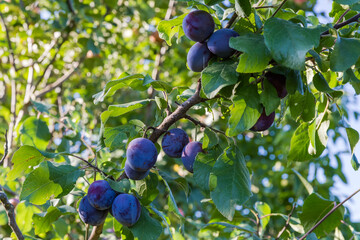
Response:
0,0,360,239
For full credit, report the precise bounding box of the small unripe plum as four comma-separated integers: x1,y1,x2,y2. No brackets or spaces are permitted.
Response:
162,128,189,158
87,180,117,210
112,194,141,227
182,10,215,42
265,72,287,99
124,162,150,180
78,196,108,226
181,141,204,173
126,138,158,172
187,42,213,72
250,109,275,132
207,29,239,58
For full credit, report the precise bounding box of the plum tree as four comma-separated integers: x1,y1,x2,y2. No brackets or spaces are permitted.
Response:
265,71,287,98
250,109,275,132
207,29,239,58
182,10,215,42
126,138,158,172
187,42,213,72
124,162,150,180
87,180,117,210
161,128,189,158
112,194,141,227
78,196,108,226
181,141,204,173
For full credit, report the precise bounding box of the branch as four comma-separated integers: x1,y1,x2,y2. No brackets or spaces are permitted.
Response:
276,203,297,239
88,222,104,240
254,5,277,9
34,56,85,98
299,187,360,240
0,12,18,72
0,130,8,164
0,186,24,240
183,114,226,136
271,0,288,18
321,12,360,36
225,13,238,29
335,9,350,26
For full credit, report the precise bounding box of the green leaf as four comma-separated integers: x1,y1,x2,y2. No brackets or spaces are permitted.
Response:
346,127,359,170
306,233,319,240
260,79,280,115
334,0,360,4
255,202,271,231
101,99,152,124
264,18,323,70
93,74,145,104
301,90,316,122
104,125,136,151
210,146,252,220
127,207,163,240
313,72,338,93
204,0,223,5
135,172,159,205
193,152,217,191
330,36,360,72
31,100,55,114
351,154,360,171
235,0,251,17
229,33,271,73
16,202,40,233
7,146,46,181
33,206,76,234
157,14,186,46
343,68,360,94
107,178,130,193
20,117,51,150
292,169,314,194
20,161,84,205
203,128,219,149
228,84,262,136
299,193,344,238
201,60,239,98
286,69,304,94
288,120,329,162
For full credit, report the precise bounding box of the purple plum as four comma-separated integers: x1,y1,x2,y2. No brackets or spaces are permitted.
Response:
87,180,117,210
126,138,158,172
250,109,275,132
265,72,288,99
161,128,189,158
182,10,215,42
112,194,141,227
124,162,150,180
207,29,239,58
187,42,213,72
78,196,108,226
181,141,204,173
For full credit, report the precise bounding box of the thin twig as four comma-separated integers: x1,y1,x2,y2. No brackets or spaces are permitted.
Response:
299,187,360,240
68,154,112,179
321,12,360,36
0,186,24,240
0,130,8,164
254,5,277,9
225,13,238,29
335,9,351,26
271,0,288,18
0,12,18,71
276,203,297,239
183,114,227,136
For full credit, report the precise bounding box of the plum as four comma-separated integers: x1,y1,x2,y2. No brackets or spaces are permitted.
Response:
265,72,287,99
207,29,239,58
124,162,150,180
181,141,204,173
187,42,213,72
87,180,117,210
182,10,215,42
112,194,141,227
78,196,108,226
161,128,189,158
126,138,158,172
250,109,275,132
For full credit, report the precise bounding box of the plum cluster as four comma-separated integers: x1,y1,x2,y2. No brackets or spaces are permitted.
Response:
183,10,239,72
78,180,141,227
162,128,203,173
